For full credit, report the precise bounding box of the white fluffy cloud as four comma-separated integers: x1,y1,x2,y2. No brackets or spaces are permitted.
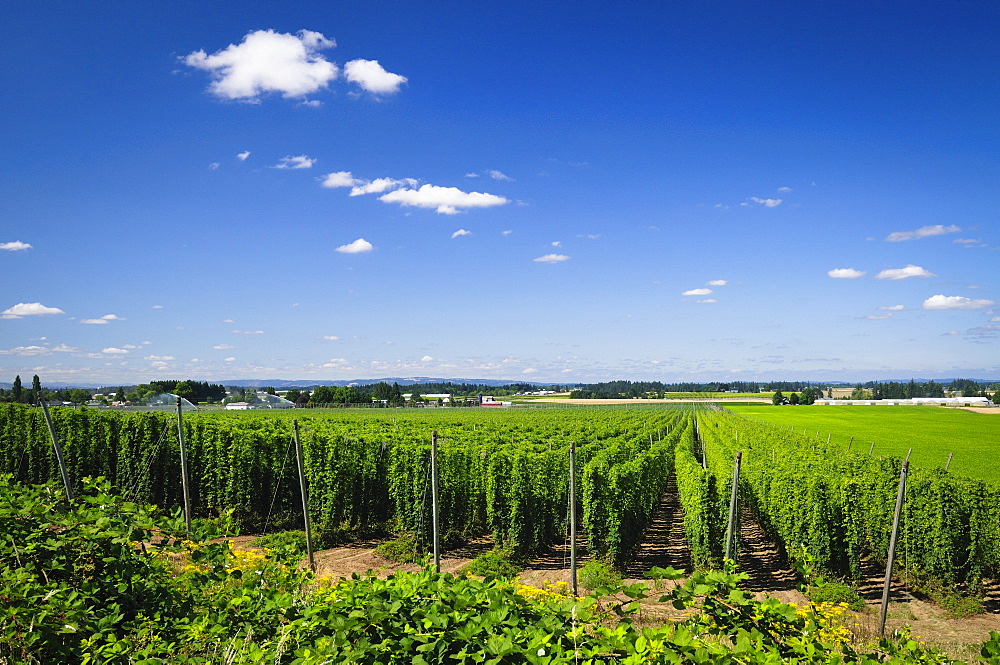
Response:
533,254,570,263
875,264,935,280
682,288,713,296
183,29,339,101
274,155,316,169
2,302,65,319
451,229,471,238
321,171,360,188
707,279,728,286
885,224,960,242
237,150,251,161
102,347,129,355
749,197,782,207
0,241,32,251
343,59,407,94
335,238,374,254
827,268,866,279
379,184,509,214
922,295,996,310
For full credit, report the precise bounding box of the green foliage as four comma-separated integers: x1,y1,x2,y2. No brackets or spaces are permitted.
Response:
578,559,622,591
2,478,970,663
375,532,419,562
464,548,523,578
250,530,308,559
728,404,1000,483
807,582,866,612
698,408,1000,601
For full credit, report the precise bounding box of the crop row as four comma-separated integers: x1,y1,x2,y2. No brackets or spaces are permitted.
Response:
0,403,685,563
690,407,1000,588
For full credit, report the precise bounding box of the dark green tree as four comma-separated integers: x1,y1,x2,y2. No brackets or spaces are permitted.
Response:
771,390,784,405
12,375,23,403
311,386,334,404
31,375,42,403
788,393,800,405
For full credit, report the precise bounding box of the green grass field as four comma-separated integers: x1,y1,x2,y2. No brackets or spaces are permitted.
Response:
727,405,1000,485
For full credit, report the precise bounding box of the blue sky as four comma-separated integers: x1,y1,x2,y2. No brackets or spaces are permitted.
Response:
1,1,998,385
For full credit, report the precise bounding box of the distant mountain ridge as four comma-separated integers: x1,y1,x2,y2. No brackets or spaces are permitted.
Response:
0,377,560,391
1,377,997,391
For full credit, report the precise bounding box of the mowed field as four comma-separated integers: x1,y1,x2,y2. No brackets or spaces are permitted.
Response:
728,405,1000,484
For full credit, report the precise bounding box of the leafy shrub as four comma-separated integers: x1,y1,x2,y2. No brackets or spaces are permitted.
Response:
579,558,622,591
374,532,418,562
250,530,307,559
464,549,522,578
806,582,865,612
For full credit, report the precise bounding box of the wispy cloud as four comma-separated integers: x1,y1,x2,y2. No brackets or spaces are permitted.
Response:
451,229,471,238
237,150,250,161
213,344,235,350
321,335,339,341
533,254,570,263
274,154,316,169
487,170,513,181
878,305,905,311
923,295,995,310
379,184,509,215
777,186,793,193
343,59,407,95
335,238,374,254
885,224,960,242
0,241,32,251
875,264,935,280
707,279,728,286
0,345,51,356
2,302,65,319
683,288,713,296
231,329,264,334
183,29,339,102
866,313,893,320
349,177,418,196
749,197,782,207
81,314,125,325
696,299,717,304
827,268,865,279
